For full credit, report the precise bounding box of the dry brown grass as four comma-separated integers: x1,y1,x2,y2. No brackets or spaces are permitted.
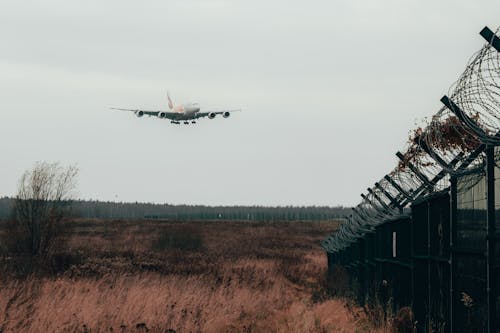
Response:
0,219,376,333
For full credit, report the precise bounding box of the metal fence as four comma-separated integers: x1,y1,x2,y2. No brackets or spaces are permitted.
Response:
323,26,500,332
412,191,451,332
450,161,500,332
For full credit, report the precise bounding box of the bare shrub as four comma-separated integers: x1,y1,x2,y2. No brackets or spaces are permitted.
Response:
2,162,78,273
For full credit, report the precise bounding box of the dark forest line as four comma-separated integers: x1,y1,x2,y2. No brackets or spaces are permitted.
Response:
0,197,350,221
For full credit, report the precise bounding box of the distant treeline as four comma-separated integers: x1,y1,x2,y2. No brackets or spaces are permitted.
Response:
0,197,350,221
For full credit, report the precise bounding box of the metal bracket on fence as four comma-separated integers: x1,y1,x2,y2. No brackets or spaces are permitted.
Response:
375,182,404,209
340,211,371,240
396,151,434,188
427,152,464,187
360,194,379,212
360,193,371,204
384,175,413,201
352,207,377,229
403,152,465,204
361,193,388,215
367,188,392,211
480,26,500,52
417,139,454,170
455,144,486,172
440,96,490,141
394,192,406,204
400,171,442,206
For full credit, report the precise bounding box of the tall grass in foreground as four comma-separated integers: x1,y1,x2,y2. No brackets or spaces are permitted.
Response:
0,220,380,332
0,266,361,332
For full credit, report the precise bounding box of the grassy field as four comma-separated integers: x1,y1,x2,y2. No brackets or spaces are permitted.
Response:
0,219,375,333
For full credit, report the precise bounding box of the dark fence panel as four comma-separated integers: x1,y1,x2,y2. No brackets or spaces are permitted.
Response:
326,170,498,332
495,160,500,328
411,192,450,333
411,199,431,332
453,171,488,332
328,217,412,313
429,193,451,333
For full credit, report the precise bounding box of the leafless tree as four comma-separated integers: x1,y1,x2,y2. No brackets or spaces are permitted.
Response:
7,162,78,259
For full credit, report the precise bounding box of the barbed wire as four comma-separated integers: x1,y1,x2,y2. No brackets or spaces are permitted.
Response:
323,26,500,253
451,29,500,145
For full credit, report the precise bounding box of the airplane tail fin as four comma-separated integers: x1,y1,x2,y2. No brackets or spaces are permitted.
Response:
167,91,174,110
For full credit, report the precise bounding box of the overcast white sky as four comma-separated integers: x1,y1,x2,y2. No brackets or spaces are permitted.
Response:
0,0,498,206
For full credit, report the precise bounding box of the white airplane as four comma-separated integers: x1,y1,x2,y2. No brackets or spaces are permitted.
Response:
111,92,241,125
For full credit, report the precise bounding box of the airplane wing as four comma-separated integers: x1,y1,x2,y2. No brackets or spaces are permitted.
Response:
195,109,242,119
110,108,180,119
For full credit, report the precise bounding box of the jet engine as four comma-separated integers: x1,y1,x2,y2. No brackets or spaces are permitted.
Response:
223,111,230,118
135,110,144,117
208,112,216,119
157,111,167,118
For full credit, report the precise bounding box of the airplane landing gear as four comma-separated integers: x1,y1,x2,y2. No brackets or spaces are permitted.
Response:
170,120,195,125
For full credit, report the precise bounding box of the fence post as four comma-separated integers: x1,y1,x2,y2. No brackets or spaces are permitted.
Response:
359,238,366,306
486,146,496,333
449,176,457,333
427,200,431,332
410,200,416,327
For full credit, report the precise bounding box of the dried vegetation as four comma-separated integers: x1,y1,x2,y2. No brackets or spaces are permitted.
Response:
0,219,378,332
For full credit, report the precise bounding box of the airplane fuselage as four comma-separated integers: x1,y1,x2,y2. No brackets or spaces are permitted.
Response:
173,102,200,116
